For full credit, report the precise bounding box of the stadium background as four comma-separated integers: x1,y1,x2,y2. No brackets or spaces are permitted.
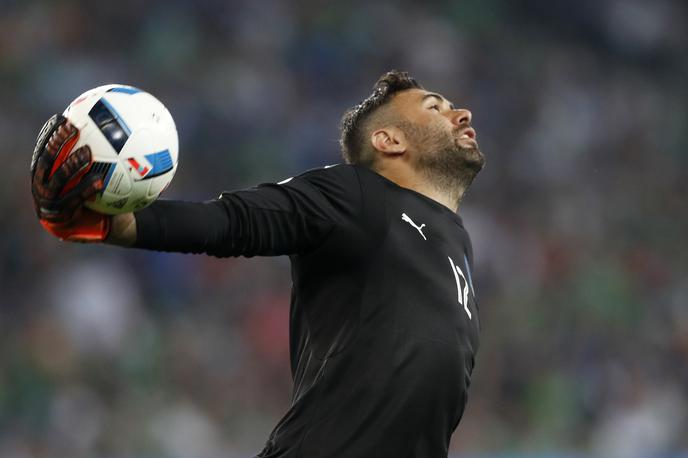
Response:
1,0,687,457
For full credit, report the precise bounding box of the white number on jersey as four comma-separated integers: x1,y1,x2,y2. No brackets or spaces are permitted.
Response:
448,256,471,319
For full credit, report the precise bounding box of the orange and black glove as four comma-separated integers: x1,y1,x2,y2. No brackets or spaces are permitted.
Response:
30,114,110,242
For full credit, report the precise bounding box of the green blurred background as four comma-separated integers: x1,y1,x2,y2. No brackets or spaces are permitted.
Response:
1,0,687,457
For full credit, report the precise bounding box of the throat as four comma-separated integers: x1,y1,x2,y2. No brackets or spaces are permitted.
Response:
416,180,463,212
376,166,463,212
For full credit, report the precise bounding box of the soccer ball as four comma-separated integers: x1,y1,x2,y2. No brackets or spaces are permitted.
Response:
63,84,178,214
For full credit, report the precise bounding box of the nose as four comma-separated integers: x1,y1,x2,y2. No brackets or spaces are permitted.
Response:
450,109,472,127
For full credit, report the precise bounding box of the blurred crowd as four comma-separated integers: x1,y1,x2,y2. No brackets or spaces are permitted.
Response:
1,0,687,457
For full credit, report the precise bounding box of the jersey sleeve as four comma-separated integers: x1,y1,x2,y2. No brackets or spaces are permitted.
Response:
133,164,364,257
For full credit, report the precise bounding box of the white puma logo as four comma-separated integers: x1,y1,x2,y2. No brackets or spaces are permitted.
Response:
401,213,427,240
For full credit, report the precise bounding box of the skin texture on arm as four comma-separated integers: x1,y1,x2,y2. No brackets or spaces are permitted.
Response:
105,213,136,247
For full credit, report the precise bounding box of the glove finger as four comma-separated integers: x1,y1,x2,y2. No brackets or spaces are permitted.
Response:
37,194,79,224
32,152,63,205
46,123,78,155
47,146,92,194
35,146,92,222
33,123,80,189
44,173,104,224
75,172,104,202
33,126,71,187
31,114,67,178
32,154,50,187
35,197,69,223
47,123,80,180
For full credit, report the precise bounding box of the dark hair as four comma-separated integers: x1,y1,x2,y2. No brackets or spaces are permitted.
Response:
339,70,422,166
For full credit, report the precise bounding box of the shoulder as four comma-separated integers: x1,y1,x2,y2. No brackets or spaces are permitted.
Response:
289,163,390,195
275,163,390,215
282,163,388,237
287,163,359,187
277,164,368,202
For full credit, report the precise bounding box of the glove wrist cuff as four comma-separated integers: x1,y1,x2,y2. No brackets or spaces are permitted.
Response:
39,212,111,243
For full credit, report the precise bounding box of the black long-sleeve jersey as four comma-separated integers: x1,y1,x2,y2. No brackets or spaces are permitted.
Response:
134,164,480,458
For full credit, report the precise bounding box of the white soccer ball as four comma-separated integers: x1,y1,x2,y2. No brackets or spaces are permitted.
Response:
63,84,178,214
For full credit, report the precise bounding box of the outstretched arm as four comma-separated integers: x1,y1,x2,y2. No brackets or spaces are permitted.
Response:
106,180,347,257
32,116,362,257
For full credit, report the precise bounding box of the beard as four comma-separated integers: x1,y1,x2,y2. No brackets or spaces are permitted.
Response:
402,121,485,204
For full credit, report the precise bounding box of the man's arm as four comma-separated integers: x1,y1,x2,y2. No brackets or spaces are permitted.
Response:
106,213,136,247
32,116,362,256
109,174,356,257
103,166,364,257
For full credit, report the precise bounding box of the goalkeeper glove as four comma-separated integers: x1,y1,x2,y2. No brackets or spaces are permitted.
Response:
30,114,110,242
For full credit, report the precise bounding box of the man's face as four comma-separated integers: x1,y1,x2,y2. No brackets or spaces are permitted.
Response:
390,89,485,184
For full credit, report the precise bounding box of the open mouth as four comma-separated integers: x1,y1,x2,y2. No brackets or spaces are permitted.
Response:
457,136,477,148
458,128,476,141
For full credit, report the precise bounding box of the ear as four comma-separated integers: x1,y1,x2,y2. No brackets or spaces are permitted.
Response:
371,127,407,157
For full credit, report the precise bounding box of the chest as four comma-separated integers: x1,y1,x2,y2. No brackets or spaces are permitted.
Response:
380,204,480,348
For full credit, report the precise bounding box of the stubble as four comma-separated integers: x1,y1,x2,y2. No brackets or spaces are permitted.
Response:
403,121,485,205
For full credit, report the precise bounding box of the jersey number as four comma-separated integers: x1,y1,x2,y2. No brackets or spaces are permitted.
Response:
448,256,471,319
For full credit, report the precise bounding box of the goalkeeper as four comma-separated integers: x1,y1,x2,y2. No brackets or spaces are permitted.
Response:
31,70,485,458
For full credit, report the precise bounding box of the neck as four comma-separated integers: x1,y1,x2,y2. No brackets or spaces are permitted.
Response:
375,165,464,213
